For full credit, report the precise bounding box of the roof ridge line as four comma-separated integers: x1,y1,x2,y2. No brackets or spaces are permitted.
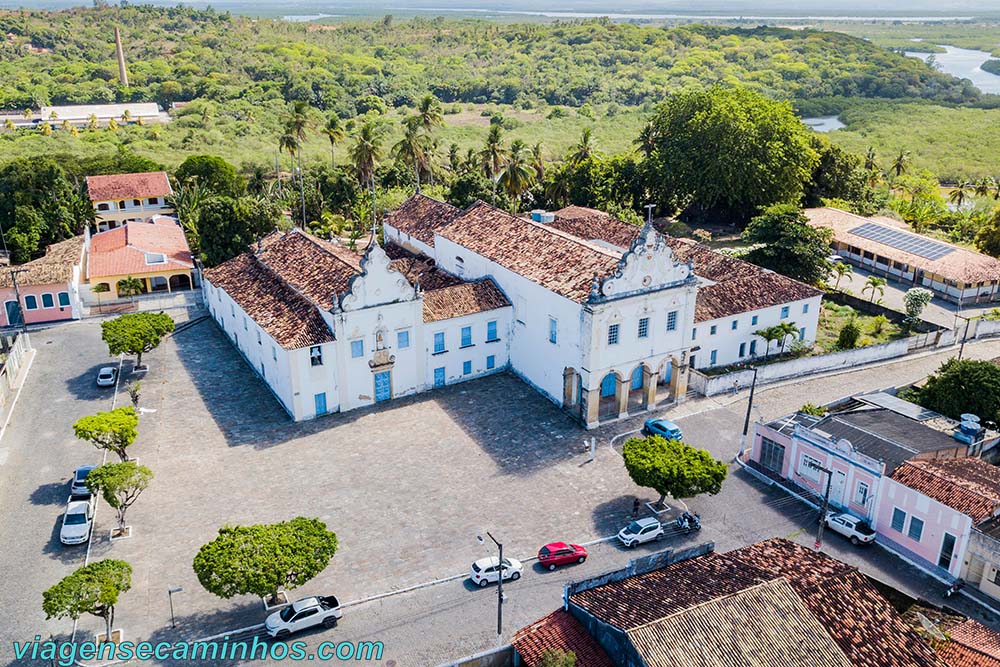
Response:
625,577,787,633
291,228,363,273
521,217,622,259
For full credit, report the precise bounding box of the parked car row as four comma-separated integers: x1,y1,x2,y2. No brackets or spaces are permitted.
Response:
60,464,97,546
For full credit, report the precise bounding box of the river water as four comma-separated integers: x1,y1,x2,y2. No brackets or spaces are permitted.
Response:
905,45,1000,95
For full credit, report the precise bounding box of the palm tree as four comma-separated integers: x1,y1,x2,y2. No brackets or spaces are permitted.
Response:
864,146,878,173
530,142,545,181
167,184,205,255
350,119,386,187
117,276,144,303
121,109,131,124
285,100,312,144
498,139,535,213
448,143,461,171
393,116,430,192
974,176,997,200
91,283,110,313
830,262,853,290
754,326,784,360
278,132,298,173
415,94,443,134
3,119,14,132
480,124,505,181
949,180,972,209
634,121,658,159
569,127,595,165
862,275,887,304
545,165,572,208
322,115,345,169
776,321,799,356
891,150,910,178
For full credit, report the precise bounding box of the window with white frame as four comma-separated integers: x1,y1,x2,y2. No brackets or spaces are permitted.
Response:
709,325,717,335
397,330,410,349
461,326,472,348
638,317,649,339
760,437,785,473
781,306,790,318
58,292,70,307
607,323,619,345
908,516,924,542
891,508,906,532
41,293,54,308
549,317,558,344
486,320,498,342
799,454,822,482
854,481,869,506
310,345,324,366
23,295,37,310
433,332,445,354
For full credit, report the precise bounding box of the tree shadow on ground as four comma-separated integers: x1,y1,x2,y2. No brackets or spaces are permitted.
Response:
29,480,71,506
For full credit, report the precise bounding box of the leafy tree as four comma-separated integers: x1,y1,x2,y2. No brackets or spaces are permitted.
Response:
193,517,338,604
174,155,245,197
837,319,861,349
800,403,826,416
198,196,283,267
448,171,502,209
85,462,153,534
101,311,175,369
356,94,387,116
870,314,889,335
862,275,887,304
73,407,139,462
742,204,833,284
538,650,577,667
976,207,1000,258
0,157,84,261
645,87,818,223
43,559,132,643
830,262,853,291
903,287,933,323
622,436,727,509
915,359,1000,423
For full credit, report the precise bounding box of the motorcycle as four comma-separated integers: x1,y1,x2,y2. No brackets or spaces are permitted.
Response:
944,578,965,599
675,511,702,534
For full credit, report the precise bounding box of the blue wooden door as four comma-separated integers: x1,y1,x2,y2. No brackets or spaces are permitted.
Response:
631,366,644,390
314,392,327,416
374,371,391,402
662,363,672,384
433,367,446,387
600,373,617,397
5,301,22,327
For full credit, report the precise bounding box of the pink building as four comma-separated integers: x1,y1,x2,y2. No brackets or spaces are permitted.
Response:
0,236,84,327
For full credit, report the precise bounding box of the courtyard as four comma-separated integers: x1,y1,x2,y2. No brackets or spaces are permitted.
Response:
1,314,999,666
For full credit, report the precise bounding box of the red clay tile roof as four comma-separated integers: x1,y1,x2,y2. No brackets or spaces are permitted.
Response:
570,550,772,630
385,243,464,291
86,171,172,201
729,540,947,667
626,578,853,667
439,201,621,303
422,280,510,323
203,251,334,350
255,231,358,311
664,237,822,322
88,218,193,279
938,620,1000,667
384,193,461,246
806,208,1000,285
0,236,83,288
512,609,614,667
891,459,1000,525
548,206,643,249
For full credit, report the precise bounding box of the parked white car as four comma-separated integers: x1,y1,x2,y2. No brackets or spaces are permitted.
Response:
60,495,95,545
617,517,664,548
470,556,523,587
70,464,97,497
95,366,118,388
264,595,342,638
824,511,876,545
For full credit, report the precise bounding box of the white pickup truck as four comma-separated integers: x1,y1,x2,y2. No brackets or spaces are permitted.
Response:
264,595,342,638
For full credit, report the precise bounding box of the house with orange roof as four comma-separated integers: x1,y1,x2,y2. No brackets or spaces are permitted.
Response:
86,171,174,232
84,216,194,301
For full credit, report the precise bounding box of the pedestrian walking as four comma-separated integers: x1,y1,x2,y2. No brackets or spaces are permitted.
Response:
632,497,641,518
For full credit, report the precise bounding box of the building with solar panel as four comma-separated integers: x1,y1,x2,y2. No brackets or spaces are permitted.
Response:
806,208,1000,306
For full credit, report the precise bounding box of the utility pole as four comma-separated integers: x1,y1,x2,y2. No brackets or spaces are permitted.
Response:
956,315,971,360
8,268,28,335
736,366,759,460
478,532,505,639
809,460,834,550
297,150,306,230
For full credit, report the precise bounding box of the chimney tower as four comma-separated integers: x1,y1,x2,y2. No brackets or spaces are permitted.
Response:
114,27,129,87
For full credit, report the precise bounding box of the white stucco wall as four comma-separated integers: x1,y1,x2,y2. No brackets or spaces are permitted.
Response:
424,308,513,387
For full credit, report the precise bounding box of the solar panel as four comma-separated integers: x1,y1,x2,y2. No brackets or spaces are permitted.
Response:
856,392,939,421
848,223,954,261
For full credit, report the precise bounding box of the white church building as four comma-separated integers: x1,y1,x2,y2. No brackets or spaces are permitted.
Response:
202,196,820,427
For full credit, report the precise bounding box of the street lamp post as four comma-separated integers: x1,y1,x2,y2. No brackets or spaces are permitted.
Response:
477,532,504,638
168,587,183,628
736,366,759,460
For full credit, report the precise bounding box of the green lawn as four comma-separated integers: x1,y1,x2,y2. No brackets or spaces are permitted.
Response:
815,301,907,354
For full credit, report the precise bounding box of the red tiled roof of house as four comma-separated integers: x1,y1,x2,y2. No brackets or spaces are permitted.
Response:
422,280,510,322
203,251,334,350
938,620,1000,667
570,550,772,630
384,193,461,246
626,578,853,667
806,208,1000,285
439,201,621,303
86,171,172,201
88,218,192,279
255,231,358,311
891,458,1000,525
663,237,822,322
548,206,643,249
512,609,614,667
0,236,83,288
385,242,465,291
729,540,947,667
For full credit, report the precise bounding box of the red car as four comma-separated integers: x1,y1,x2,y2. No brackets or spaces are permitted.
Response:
538,542,588,571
